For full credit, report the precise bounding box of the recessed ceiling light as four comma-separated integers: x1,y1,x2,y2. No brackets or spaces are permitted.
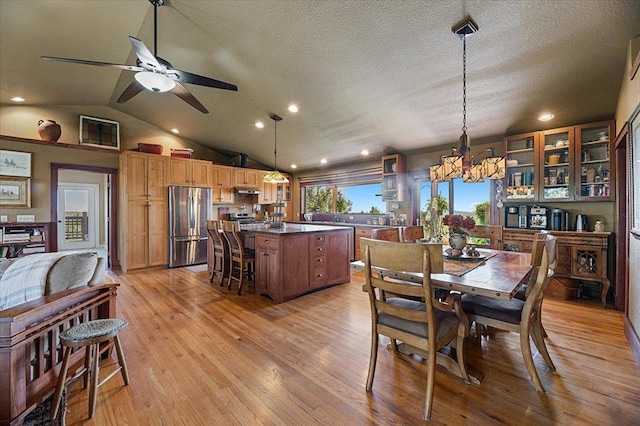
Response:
255,121,264,128
538,113,554,121
320,159,327,165
288,104,298,113
171,128,180,134
10,97,25,102
290,164,297,169
361,149,369,156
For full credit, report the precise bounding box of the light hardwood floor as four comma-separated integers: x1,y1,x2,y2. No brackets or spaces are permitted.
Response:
63,268,640,425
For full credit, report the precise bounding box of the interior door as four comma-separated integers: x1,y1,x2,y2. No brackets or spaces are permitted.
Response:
57,183,99,250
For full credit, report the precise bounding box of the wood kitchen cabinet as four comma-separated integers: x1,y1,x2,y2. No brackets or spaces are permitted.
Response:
381,154,406,202
169,157,211,186
119,151,169,272
502,228,611,306
212,189,234,204
353,227,372,261
211,165,234,188
503,120,614,203
575,120,615,201
254,228,351,303
234,169,259,187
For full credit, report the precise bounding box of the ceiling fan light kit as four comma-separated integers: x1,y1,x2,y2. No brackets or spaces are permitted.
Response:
134,71,176,92
40,0,237,114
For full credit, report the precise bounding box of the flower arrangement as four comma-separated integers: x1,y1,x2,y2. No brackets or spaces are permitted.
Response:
442,214,475,236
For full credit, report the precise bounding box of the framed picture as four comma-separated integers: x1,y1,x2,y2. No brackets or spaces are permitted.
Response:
0,177,31,208
630,103,640,237
79,115,120,150
0,150,32,177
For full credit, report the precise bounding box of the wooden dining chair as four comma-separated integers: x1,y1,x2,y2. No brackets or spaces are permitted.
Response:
370,227,401,242
222,221,255,295
466,225,503,249
461,234,556,392
400,225,424,243
361,238,469,421
206,220,227,285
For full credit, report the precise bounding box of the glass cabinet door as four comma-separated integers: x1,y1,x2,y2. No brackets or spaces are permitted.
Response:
540,126,574,201
503,132,538,201
575,120,615,201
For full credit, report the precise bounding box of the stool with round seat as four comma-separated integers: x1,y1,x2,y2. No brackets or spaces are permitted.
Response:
51,318,131,419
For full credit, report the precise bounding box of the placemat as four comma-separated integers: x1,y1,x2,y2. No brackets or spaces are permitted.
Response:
443,252,497,276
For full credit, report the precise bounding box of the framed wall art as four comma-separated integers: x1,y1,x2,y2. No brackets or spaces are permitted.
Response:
79,115,120,150
0,177,31,208
0,150,32,177
630,102,640,237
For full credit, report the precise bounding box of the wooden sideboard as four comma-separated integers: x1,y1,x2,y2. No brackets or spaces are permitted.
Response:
502,229,611,306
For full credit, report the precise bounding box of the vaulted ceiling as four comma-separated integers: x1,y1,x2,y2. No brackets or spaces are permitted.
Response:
1,0,638,171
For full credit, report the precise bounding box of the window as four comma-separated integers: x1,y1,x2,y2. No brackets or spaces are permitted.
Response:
418,177,492,231
304,182,385,214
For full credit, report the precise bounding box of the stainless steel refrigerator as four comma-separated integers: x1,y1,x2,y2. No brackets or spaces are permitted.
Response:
168,186,212,268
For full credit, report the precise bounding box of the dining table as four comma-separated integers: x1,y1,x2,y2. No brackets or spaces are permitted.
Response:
351,247,534,384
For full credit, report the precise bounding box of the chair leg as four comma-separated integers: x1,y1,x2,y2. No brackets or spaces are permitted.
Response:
237,261,245,295
423,345,437,421
531,320,556,371
365,332,378,391
520,331,545,392
475,321,483,338
114,334,131,385
209,256,216,283
89,343,100,418
455,334,470,383
227,260,235,290
51,346,72,419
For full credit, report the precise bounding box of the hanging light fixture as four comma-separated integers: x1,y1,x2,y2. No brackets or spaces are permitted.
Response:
428,18,478,183
262,113,290,184
454,18,477,168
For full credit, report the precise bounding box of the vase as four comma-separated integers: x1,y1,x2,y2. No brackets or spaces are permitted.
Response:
449,233,467,250
37,119,62,142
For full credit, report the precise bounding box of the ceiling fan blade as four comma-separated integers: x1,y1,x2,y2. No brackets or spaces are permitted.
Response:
170,69,238,91
171,81,209,114
41,56,143,72
128,36,163,71
116,80,146,104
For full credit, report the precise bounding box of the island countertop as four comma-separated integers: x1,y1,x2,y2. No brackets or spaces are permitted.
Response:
239,223,351,234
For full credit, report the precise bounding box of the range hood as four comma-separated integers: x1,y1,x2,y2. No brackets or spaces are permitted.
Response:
236,188,262,195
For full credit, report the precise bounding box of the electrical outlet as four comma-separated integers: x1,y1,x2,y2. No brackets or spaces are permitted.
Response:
0,215,7,222
16,215,35,222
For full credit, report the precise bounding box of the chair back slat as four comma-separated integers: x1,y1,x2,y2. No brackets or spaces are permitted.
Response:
467,225,503,249
401,226,424,243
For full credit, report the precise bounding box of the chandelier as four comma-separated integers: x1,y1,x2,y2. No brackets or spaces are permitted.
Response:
429,18,505,185
262,113,289,184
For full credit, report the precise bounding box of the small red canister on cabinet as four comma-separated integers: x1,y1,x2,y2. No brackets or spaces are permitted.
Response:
170,148,193,158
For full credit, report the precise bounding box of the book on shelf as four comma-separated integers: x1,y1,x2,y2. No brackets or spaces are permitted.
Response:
21,246,46,255
3,233,31,243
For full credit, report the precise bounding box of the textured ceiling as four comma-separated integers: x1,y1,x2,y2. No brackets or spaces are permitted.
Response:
1,0,638,171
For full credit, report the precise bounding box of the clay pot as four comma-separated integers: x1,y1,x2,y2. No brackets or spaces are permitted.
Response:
37,119,62,142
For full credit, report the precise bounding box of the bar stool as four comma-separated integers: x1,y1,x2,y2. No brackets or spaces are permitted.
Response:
51,318,130,419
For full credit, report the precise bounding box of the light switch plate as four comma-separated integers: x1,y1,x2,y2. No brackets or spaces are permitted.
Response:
0,215,7,222
16,215,35,222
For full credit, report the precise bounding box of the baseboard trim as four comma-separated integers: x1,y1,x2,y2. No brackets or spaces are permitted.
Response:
624,316,640,366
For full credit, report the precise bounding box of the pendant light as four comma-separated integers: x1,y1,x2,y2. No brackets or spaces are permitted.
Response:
454,19,477,168
262,113,289,184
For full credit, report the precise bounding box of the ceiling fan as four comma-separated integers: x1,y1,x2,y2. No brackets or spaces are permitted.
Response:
41,0,237,114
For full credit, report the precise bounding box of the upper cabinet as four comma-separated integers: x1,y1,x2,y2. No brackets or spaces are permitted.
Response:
503,120,614,203
504,132,538,202
169,158,211,187
381,154,406,202
234,169,259,188
575,120,614,201
211,165,234,188
540,126,575,202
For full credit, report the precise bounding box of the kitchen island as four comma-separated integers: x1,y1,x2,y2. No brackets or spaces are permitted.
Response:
240,223,353,303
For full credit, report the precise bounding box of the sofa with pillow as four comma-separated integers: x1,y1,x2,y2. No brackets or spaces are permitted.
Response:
0,252,118,425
